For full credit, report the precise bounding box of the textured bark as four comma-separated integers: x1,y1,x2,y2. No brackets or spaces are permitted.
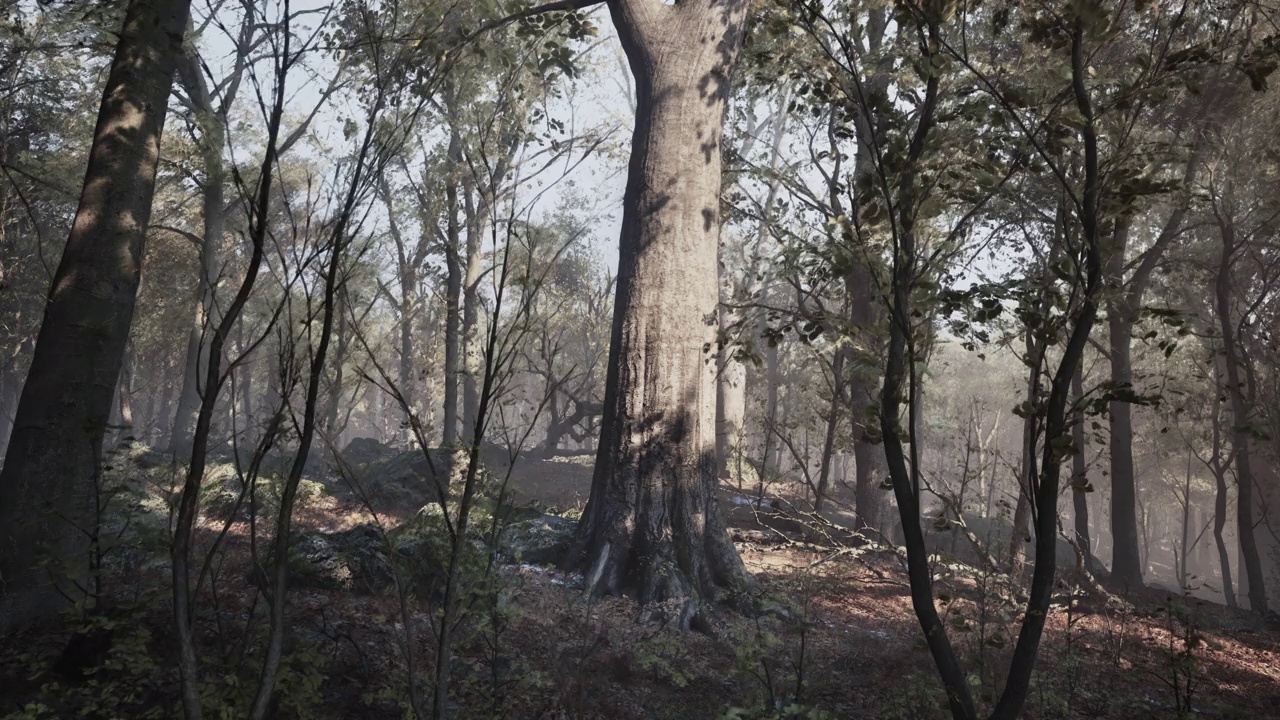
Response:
1006,332,1036,575
568,0,750,606
0,0,189,630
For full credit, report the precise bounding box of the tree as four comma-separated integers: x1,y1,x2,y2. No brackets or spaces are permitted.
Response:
565,0,752,608
0,0,190,630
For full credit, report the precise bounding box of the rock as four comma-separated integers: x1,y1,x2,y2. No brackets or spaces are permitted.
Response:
340,437,398,467
289,524,396,594
200,464,247,520
500,514,576,565
356,449,456,506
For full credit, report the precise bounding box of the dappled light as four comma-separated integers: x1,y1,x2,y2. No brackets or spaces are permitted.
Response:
2,0,1280,719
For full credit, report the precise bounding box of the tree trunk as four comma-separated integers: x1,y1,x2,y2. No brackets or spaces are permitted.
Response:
118,341,136,434
0,350,23,457
461,189,486,442
847,7,889,535
813,350,844,512
714,291,746,483
399,290,415,444
759,306,781,499
1070,363,1095,575
567,0,750,608
0,0,189,630
441,134,462,446
1007,333,1037,574
169,77,226,453
1215,219,1267,614
239,328,255,441
1106,310,1144,587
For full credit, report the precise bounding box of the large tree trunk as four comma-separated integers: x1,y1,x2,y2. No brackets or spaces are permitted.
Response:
0,0,189,630
567,0,750,608
1215,219,1268,614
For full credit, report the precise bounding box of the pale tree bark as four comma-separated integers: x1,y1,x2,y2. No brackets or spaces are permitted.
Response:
0,0,190,630
568,0,751,608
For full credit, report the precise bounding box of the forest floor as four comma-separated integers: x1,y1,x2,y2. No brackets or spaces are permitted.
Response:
1,448,1278,719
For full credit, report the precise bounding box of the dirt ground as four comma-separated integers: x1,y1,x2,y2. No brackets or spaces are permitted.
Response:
2,455,1278,719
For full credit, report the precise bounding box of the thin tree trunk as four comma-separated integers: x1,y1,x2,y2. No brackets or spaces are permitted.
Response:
1104,149,1200,590
1215,218,1268,614
1071,363,1095,575
0,0,190,630
813,350,844,512
461,189,485,441
1106,308,1144,587
714,293,747,483
759,307,781,499
442,133,462,446
171,50,229,454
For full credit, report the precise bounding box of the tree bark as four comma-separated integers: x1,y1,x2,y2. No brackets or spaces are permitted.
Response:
1215,218,1268,614
714,275,746,483
1103,149,1198,589
1105,305,1144,587
170,50,228,454
1007,331,1037,575
1070,363,1095,575
567,0,750,607
813,350,844,512
845,7,889,535
461,187,488,441
441,133,462,446
0,0,189,630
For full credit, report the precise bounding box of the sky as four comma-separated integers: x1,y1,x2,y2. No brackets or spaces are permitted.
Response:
193,0,632,273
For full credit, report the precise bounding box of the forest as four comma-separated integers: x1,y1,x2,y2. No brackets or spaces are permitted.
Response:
1,0,1279,717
